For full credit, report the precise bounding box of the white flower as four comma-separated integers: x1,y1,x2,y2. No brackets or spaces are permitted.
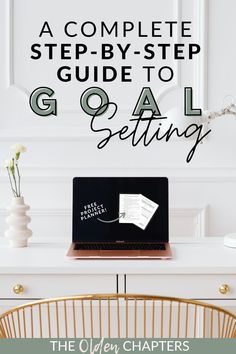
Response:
11,144,27,154
4,159,14,169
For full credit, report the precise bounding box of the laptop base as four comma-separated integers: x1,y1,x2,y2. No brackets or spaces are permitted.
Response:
67,243,172,259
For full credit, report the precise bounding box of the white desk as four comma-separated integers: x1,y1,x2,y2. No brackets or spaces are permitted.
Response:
0,240,235,314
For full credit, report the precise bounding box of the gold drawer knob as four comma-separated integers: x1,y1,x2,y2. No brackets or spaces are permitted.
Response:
13,284,24,295
219,284,230,295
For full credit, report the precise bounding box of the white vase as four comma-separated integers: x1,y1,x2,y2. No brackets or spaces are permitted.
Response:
5,197,32,247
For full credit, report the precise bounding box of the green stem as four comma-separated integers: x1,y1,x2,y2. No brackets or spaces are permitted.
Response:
15,163,21,197
6,168,17,197
12,171,19,197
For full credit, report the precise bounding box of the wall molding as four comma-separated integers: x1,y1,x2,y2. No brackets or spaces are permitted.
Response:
1,176,236,183
170,205,208,239
1,166,236,183
6,0,182,112
156,0,182,103
0,208,71,218
1,177,236,184
7,0,30,97
0,129,96,142
194,0,209,109
0,205,208,241
4,0,207,117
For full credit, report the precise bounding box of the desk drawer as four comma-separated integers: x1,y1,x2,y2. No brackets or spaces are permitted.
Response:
126,274,236,299
0,274,116,299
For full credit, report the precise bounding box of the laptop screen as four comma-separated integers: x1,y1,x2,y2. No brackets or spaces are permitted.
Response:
72,177,169,243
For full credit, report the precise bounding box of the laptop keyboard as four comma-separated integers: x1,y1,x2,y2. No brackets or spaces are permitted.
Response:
74,243,166,251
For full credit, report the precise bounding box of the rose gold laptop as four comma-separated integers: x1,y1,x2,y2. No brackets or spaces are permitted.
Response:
67,177,172,259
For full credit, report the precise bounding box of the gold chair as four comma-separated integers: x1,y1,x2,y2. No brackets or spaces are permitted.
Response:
0,294,235,338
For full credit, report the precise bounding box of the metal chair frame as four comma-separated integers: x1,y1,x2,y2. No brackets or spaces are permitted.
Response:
0,294,235,338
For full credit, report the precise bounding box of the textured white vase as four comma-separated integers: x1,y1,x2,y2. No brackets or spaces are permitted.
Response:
5,197,32,247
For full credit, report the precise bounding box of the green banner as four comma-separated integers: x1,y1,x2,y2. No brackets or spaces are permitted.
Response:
0,339,235,354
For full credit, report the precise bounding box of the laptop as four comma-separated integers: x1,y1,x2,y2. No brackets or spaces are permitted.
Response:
67,177,172,258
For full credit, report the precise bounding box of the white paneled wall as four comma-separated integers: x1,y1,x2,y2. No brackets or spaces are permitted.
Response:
0,0,236,241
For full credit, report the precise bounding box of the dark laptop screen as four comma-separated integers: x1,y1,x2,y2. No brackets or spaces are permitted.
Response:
72,177,169,243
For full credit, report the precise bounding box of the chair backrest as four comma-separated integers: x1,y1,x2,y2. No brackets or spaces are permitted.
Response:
0,294,235,338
